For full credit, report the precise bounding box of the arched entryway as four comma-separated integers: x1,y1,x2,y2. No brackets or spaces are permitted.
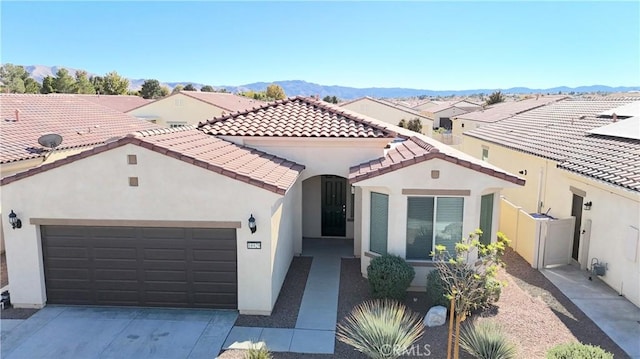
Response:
302,174,354,239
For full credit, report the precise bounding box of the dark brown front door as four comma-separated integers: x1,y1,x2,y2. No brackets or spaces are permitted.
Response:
321,176,346,237
570,194,584,260
41,226,237,309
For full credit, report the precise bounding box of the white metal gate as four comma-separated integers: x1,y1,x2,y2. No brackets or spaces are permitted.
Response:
539,217,575,268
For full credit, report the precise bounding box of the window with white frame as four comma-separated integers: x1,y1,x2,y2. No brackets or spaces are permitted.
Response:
406,197,464,260
370,192,389,254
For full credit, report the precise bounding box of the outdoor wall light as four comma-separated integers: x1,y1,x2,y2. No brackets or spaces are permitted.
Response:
8,210,22,229
584,201,593,211
248,214,257,234
518,170,527,175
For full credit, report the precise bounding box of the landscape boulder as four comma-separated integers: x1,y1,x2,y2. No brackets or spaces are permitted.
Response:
423,305,447,327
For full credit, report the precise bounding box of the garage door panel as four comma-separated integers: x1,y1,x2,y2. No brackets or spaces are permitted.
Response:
48,268,90,280
95,280,139,290
141,227,186,239
144,248,186,260
94,259,139,269
144,270,187,281
94,247,137,259
193,271,236,282
95,269,138,280
42,225,237,309
45,247,90,258
193,249,235,261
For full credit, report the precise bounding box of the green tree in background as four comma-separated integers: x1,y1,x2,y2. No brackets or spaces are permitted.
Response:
171,85,184,94
323,95,338,104
0,64,30,93
485,91,505,106
160,86,170,97
200,85,215,92
73,70,96,94
24,78,42,93
90,76,104,94
41,76,55,94
265,84,286,100
53,68,75,93
101,71,129,95
183,83,197,91
140,79,166,99
398,118,423,133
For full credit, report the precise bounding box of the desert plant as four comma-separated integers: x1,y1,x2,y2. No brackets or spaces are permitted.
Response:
546,342,613,359
244,343,272,359
367,254,415,300
336,299,424,359
459,321,517,359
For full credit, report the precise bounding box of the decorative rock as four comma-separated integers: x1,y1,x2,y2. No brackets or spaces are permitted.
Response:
423,305,447,327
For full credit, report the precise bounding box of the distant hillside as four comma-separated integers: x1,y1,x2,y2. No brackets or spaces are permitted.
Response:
21,65,640,99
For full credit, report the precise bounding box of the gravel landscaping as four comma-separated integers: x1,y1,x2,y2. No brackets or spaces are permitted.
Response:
220,247,629,359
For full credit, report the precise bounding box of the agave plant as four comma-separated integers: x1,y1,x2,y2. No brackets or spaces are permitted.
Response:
336,299,424,359
459,321,517,359
244,342,272,359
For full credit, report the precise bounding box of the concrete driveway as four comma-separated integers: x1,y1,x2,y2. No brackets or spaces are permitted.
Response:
1,306,237,359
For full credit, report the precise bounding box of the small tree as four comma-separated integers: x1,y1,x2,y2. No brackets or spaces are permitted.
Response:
398,118,422,133
265,84,286,100
53,68,75,93
183,83,196,91
101,71,129,95
322,95,338,104
41,76,55,94
171,85,184,94
73,70,96,94
140,79,165,99
432,229,508,359
485,91,505,106
24,78,41,94
200,85,215,92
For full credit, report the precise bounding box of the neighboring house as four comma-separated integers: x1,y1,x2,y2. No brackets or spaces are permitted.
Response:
413,100,455,112
70,94,154,113
462,98,640,307
127,91,264,127
0,94,159,254
1,96,523,315
452,95,568,137
422,100,482,130
340,97,433,136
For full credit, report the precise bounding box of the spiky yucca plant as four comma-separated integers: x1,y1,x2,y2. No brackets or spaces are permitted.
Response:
244,343,272,359
459,321,517,359
336,299,424,359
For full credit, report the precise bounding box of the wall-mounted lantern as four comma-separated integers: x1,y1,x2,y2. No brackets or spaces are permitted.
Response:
584,201,593,211
518,170,527,175
8,210,22,229
248,214,257,234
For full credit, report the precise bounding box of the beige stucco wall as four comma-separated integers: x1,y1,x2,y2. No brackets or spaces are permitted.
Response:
452,118,481,138
1,144,290,314
462,135,640,307
341,99,433,136
354,157,515,287
127,94,225,127
224,137,388,255
426,107,471,128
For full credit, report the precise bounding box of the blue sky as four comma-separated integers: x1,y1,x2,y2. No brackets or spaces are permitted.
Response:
2,1,638,90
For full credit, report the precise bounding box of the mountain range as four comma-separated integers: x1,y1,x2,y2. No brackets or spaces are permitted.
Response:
24,65,640,99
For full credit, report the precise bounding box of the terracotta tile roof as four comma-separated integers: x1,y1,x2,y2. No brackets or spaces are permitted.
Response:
1,126,305,194
349,136,524,186
0,94,159,165
339,97,431,120
456,95,568,123
199,96,397,138
178,91,265,113
71,94,154,112
464,98,639,192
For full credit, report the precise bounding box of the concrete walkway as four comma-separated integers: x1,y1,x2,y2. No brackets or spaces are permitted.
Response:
1,306,237,359
541,264,640,359
223,238,352,354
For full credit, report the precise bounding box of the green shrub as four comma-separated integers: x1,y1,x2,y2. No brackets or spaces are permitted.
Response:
244,343,272,359
336,299,424,359
426,268,449,308
367,254,415,300
546,342,613,359
459,321,517,359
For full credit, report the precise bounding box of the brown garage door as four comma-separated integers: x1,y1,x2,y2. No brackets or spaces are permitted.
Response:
41,226,237,309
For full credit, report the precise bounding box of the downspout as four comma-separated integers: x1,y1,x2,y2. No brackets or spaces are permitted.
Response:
536,166,544,213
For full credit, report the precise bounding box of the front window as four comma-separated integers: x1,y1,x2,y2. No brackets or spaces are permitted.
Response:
406,197,464,260
370,192,389,254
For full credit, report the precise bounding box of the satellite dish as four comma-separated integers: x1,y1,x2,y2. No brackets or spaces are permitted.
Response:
38,133,63,149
